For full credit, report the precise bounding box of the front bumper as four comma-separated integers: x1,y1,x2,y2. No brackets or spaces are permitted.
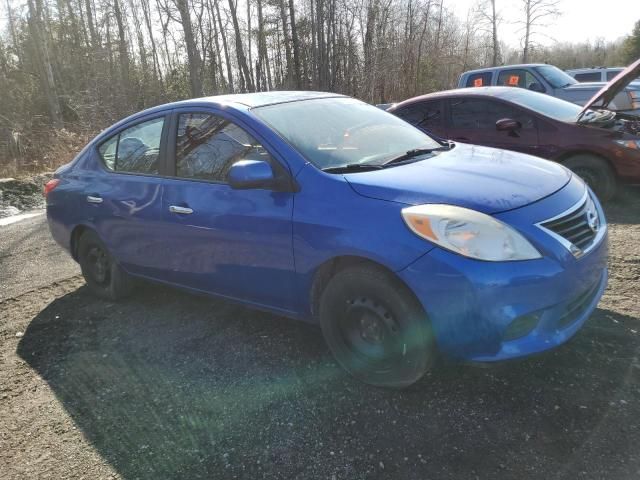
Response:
397,178,608,361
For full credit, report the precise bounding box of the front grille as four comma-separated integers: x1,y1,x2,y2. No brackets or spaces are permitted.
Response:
539,193,602,256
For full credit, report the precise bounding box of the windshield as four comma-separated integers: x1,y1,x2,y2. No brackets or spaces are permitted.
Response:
533,65,577,88
504,90,586,122
252,97,440,170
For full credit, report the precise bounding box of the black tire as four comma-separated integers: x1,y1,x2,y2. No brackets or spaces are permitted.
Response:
318,265,435,388
563,154,616,202
77,230,134,300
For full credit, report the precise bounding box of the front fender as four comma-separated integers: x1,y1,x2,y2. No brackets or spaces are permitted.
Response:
291,165,433,318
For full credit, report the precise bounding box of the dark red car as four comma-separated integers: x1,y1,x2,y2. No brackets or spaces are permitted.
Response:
389,59,640,200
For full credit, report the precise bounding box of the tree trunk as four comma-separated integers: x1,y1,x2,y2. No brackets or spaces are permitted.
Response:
175,0,203,97
141,0,164,88
278,0,293,87
112,0,130,90
213,0,234,92
491,0,500,66
247,0,254,89
5,0,19,52
84,0,99,49
256,0,272,90
27,0,63,128
523,0,531,63
288,0,302,88
209,0,227,91
227,0,253,91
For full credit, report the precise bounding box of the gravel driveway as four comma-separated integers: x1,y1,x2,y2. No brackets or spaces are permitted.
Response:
1,190,639,480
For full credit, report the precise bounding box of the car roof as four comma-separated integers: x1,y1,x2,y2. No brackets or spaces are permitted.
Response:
567,67,623,72
134,91,345,116
391,86,543,109
97,91,346,141
461,64,548,76
565,67,624,73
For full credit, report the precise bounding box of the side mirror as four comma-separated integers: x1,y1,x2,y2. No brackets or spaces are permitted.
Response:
528,82,545,93
228,160,275,190
496,118,522,137
496,118,522,132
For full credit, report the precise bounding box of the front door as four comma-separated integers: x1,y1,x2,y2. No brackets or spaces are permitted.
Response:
158,109,296,312
446,97,540,155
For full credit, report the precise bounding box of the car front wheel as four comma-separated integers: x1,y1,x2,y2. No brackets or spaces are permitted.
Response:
78,230,134,300
318,264,435,388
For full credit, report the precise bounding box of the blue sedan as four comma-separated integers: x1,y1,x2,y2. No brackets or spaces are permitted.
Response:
45,91,608,387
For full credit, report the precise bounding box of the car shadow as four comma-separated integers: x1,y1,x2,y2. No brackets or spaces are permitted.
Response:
17,285,640,479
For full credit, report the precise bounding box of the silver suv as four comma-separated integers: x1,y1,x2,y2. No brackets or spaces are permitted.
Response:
566,67,640,83
566,67,625,83
457,63,640,116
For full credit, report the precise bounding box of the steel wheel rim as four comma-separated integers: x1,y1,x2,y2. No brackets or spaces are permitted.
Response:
339,297,399,362
86,245,110,286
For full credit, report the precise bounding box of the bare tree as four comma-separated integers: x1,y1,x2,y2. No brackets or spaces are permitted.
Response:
517,0,562,63
27,0,63,128
475,0,501,66
174,0,203,96
227,0,253,92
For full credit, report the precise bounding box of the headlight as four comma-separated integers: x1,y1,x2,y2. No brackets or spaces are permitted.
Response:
401,204,542,261
614,139,640,150
629,91,640,110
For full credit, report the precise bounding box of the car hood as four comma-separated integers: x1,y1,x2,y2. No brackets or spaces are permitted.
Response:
344,144,572,214
580,58,640,114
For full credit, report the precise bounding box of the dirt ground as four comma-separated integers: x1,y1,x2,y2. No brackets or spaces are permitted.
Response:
1,189,639,480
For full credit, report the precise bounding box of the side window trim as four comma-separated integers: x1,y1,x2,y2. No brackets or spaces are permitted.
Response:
165,107,296,189
95,112,170,177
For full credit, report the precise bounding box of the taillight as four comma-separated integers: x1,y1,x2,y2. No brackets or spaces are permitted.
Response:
44,178,60,197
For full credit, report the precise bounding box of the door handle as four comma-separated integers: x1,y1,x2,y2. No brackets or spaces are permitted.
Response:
169,205,194,215
86,195,103,204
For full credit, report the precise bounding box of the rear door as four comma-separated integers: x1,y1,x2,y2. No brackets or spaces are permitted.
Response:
446,97,540,155
91,114,169,278
392,100,447,138
157,108,297,312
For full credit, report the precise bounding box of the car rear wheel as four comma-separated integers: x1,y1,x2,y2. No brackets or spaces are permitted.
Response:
563,154,616,201
78,230,134,300
318,265,435,388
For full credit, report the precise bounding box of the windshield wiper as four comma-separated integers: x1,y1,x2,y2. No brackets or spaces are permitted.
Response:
322,163,385,173
382,145,451,167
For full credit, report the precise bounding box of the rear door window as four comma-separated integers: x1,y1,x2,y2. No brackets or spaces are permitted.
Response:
174,112,273,182
605,70,623,81
574,72,601,82
394,101,443,130
465,72,492,87
98,116,165,175
496,69,540,89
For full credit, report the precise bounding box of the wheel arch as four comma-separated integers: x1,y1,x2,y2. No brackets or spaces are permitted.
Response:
69,224,93,261
309,255,420,320
556,150,619,176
